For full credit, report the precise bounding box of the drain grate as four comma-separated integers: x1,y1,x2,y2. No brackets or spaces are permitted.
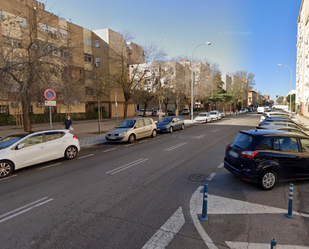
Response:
189,174,209,182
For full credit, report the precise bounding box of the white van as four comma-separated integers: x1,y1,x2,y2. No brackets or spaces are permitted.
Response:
257,106,265,114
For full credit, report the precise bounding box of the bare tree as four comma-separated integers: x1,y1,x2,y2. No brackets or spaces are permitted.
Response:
0,6,80,132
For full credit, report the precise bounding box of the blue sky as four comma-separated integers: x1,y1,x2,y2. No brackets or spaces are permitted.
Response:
45,0,302,101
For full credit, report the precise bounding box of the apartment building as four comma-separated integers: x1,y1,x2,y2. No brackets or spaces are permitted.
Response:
296,0,309,116
0,0,144,119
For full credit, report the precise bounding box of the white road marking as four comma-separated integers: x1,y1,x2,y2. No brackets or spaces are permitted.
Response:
103,148,117,153
225,241,309,249
195,134,208,139
106,158,149,175
39,163,61,169
142,207,185,249
218,163,224,168
139,140,149,143
207,173,216,181
0,175,17,181
164,142,187,152
190,188,309,248
0,197,54,223
190,186,218,249
77,154,94,160
231,122,237,125
211,129,220,133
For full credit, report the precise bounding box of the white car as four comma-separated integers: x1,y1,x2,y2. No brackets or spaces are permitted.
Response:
209,111,222,121
194,112,212,123
213,110,225,118
0,130,80,178
182,108,190,115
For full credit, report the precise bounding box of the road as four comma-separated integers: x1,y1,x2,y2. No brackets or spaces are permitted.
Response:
0,113,308,249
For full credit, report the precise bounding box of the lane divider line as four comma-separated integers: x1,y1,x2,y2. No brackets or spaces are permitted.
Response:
0,197,54,223
0,175,17,181
142,207,185,249
106,158,149,175
39,163,61,170
164,142,187,152
103,148,117,153
77,154,94,160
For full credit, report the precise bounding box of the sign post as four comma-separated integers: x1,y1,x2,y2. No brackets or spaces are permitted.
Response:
44,89,57,130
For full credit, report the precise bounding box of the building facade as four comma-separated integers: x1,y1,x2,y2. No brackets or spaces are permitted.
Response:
296,0,309,116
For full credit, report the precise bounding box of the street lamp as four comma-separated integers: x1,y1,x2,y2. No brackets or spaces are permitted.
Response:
191,42,211,121
278,64,292,113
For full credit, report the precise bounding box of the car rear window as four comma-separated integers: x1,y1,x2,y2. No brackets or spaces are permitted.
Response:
230,132,257,150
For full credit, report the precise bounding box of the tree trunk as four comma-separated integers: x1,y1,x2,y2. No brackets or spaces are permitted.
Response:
21,96,32,132
123,101,128,119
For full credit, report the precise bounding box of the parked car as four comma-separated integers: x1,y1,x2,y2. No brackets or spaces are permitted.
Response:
194,112,212,123
139,109,152,116
135,109,143,116
182,108,190,115
209,110,222,121
259,122,303,130
218,110,226,118
257,106,265,114
167,109,176,116
105,118,157,143
156,116,185,133
0,130,80,178
224,129,309,190
153,109,166,117
239,108,248,114
256,125,309,137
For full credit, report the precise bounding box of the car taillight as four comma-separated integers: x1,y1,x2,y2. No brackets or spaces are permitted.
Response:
226,143,230,149
73,135,78,139
240,151,258,158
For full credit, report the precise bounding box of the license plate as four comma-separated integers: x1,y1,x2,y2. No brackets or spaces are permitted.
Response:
229,150,238,158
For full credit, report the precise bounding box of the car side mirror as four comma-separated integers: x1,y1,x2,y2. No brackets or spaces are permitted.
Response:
17,143,25,150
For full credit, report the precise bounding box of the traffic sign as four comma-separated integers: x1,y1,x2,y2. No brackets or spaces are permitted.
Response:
44,89,56,101
44,100,56,106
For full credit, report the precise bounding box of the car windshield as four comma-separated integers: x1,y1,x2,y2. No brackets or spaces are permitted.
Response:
198,113,207,117
0,134,27,150
231,132,257,150
158,117,172,123
115,120,136,128
210,112,216,115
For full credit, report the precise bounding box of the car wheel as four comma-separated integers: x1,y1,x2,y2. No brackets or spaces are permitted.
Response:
65,146,78,159
151,129,157,138
128,134,136,143
0,160,14,178
169,126,174,133
181,124,185,130
259,170,277,190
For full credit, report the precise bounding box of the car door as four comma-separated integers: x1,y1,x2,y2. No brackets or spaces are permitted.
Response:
15,133,46,169
272,137,305,179
44,131,67,161
143,118,153,136
134,119,147,139
298,138,309,178
173,117,181,130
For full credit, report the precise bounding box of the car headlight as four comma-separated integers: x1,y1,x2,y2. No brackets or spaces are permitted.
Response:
119,131,127,136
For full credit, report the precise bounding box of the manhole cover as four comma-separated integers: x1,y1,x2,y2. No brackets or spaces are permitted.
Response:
189,174,209,182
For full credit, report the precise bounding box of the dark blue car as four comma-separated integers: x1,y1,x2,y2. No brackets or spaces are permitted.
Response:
156,116,185,133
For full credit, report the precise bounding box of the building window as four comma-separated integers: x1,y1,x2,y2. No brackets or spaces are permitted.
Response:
85,87,94,95
84,53,92,63
59,29,68,39
95,40,100,48
18,17,27,28
0,105,8,114
84,37,92,47
39,23,48,32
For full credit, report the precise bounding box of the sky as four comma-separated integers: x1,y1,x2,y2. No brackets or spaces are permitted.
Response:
44,0,302,102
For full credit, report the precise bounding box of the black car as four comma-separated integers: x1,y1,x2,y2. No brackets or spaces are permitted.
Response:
224,129,309,190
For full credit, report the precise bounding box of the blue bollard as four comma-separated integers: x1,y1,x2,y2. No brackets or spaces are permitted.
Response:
285,183,294,219
199,184,209,222
270,238,277,249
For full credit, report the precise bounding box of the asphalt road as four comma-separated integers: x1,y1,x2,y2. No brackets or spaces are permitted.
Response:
0,113,308,249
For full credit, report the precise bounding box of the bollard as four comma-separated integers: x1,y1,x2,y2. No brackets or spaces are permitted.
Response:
285,183,294,219
270,238,277,249
199,184,209,222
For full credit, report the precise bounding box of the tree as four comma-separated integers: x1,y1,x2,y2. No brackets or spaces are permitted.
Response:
0,6,80,132
114,41,166,119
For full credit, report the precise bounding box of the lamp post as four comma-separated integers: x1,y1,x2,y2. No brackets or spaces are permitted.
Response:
278,64,292,113
191,42,211,121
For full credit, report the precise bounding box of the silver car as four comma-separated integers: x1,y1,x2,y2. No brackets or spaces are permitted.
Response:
209,111,222,121
105,118,157,143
